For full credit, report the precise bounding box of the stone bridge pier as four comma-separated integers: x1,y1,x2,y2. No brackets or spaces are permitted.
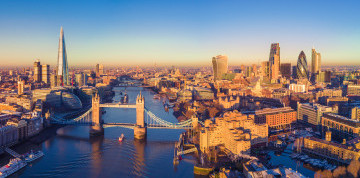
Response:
90,93,104,136
134,92,146,140
90,92,147,140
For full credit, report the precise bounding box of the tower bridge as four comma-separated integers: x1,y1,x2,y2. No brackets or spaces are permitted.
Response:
51,92,203,139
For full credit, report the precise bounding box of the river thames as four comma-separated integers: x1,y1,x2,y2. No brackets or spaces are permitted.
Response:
1,86,317,178
10,87,196,178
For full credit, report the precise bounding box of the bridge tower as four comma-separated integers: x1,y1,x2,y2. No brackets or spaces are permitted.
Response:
134,91,146,139
90,93,104,136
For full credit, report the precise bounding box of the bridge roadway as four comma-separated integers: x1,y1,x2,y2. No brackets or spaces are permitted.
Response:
99,103,136,108
103,123,193,129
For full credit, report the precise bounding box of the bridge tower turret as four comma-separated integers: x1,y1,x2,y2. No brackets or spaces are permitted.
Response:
134,91,146,139
90,92,104,136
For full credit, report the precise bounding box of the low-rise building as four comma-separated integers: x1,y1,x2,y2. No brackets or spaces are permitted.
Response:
200,111,268,155
321,113,360,139
0,125,18,147
255,107,296,130
299,131,360,164
218,95,240,110
297,103,337,129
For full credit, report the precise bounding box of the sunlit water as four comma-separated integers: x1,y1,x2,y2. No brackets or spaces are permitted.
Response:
11,87,196,178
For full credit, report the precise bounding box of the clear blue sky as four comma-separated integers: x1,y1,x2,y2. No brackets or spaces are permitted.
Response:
0,0,359,67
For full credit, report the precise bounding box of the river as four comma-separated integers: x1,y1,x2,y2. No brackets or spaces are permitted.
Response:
7,87,197,178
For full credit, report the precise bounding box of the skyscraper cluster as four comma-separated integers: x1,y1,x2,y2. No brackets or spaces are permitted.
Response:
33,60,50,84
258,43,322,83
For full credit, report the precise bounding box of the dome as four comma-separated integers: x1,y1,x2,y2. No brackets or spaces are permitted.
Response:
62,92,82,110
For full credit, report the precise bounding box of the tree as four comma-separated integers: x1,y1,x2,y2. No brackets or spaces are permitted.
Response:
347,160,360,178
332,166,347,178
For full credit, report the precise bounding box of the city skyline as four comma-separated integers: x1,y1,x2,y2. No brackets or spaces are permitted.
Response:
0,1,359,67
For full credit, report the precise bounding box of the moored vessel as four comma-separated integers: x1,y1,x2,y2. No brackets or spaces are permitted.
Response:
24,150,44,163
0,158,27,178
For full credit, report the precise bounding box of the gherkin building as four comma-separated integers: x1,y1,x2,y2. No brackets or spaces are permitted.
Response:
296,51,309,79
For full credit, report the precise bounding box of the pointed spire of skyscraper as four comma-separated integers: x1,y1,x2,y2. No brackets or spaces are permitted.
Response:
57,26,68,86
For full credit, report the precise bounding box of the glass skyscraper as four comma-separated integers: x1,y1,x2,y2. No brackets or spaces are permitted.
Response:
212,55,228,81
311,47,321,74
57,27,69,86
296,51,309,79
269,43,280,80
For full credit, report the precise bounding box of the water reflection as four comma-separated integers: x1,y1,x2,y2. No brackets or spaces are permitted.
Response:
90,135,104,178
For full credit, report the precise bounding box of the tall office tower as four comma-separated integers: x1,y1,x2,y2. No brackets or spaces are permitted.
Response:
212,55,228,81
292,66,297,79
311,47,321,74
17,79,25,95
261,61,270,77
95,64,100,77
33,60,42,82
296,51,309,79
311,47,321,83
50,74,57,88
280,63,292,79
83,73,88,86
252,64,257,75
41,64,50,84
269,43,280,80
57,27,69,86
75,73,84,86
99,64,104,75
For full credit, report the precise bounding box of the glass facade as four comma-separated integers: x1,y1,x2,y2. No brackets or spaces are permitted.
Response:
296,51,309,79
57,27,69,85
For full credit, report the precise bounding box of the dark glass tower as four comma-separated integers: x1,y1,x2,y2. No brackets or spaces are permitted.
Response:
296,51,309,79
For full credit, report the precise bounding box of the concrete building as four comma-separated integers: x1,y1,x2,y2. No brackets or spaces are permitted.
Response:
200,111,268,154
347,84,360,96
212,55,228,81
299,132,360,164
322,113,360,139
21,112,43,137
218,95,240,110
269,43,280,81
261,61,270,78
41,64,50,84
297,103,337,128
255,107,296,130
33,60,41,82
7,119,27,141
311,47,321,75
0,125,18,147
17,79,25,95
280,63,291,79
50,74,57,88
289,83,307,93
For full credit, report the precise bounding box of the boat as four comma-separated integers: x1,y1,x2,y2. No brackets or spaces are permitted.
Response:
153,94,161,99
0,158,27,178
24,150,44,163
118,134,125,142
193,165,213,176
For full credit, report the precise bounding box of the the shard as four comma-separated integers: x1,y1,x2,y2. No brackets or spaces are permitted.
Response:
57,26,69,86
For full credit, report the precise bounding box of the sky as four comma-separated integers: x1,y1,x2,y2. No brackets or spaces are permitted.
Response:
0,0,359,67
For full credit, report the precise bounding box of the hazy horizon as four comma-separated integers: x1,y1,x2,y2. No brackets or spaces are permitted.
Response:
1,0,359,67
